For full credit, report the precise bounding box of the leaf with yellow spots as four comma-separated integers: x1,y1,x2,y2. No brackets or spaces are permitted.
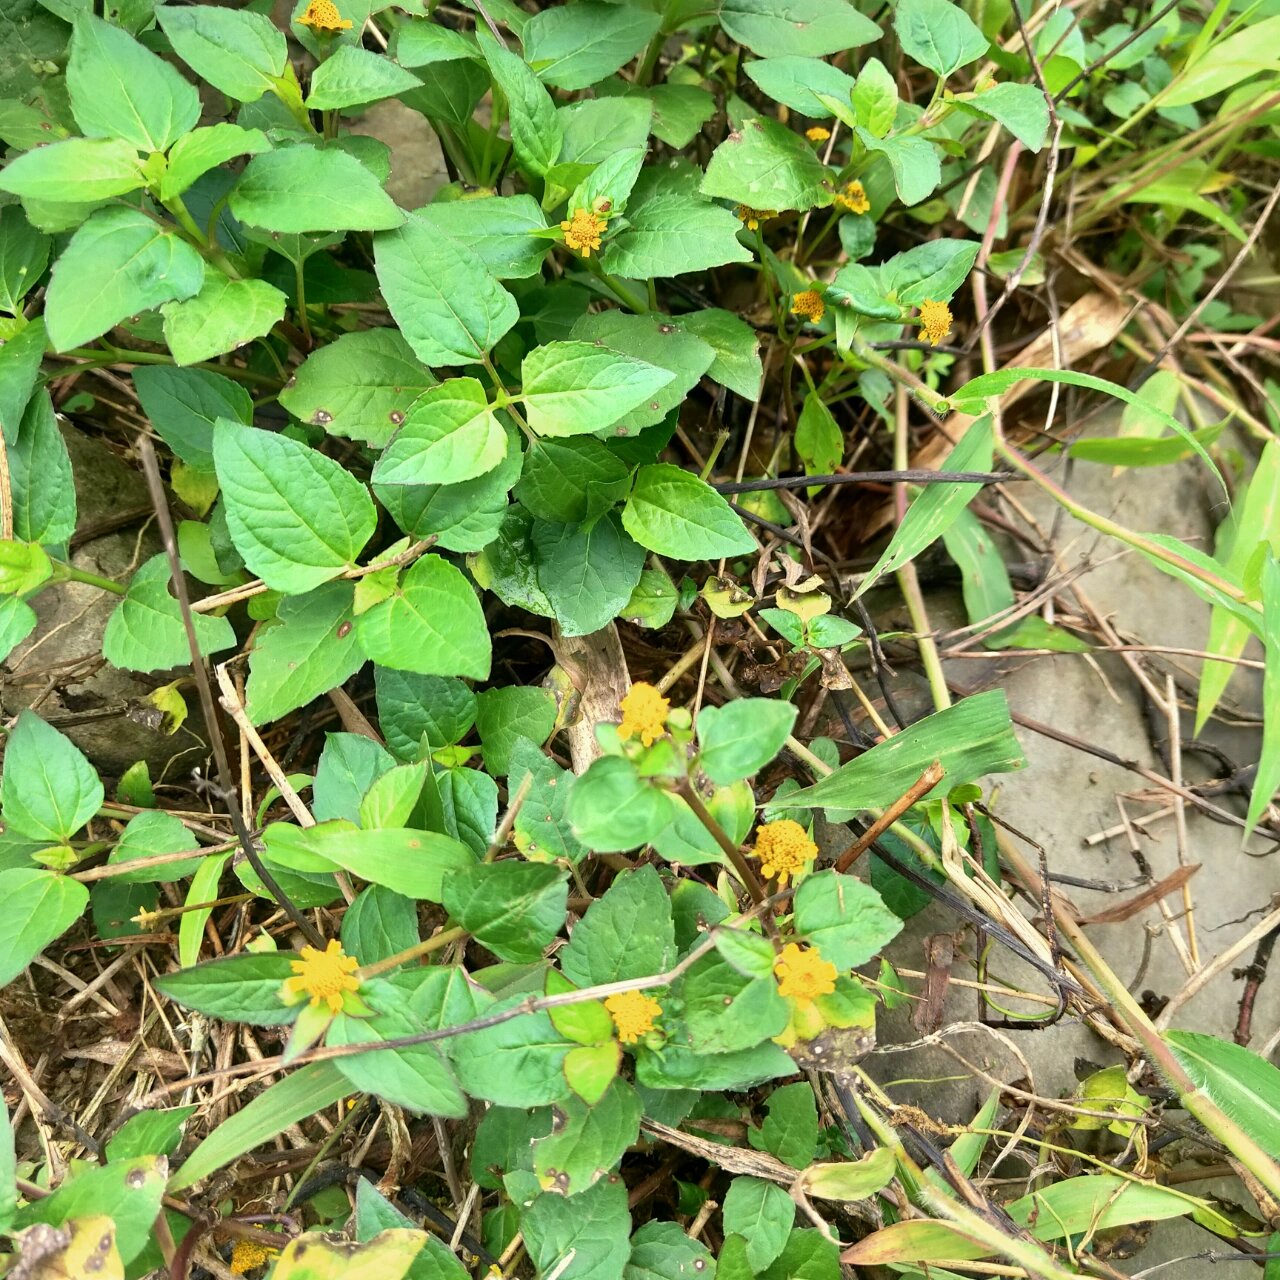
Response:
272,1228,427,1280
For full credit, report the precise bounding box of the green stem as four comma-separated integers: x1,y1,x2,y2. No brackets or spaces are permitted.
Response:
585,257,649,312
58,347,280,388
163,195,242,280
295,257,313,349
849,340,949,414
52,561,126,595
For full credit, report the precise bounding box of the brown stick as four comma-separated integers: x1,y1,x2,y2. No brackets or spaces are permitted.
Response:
832,761,944,873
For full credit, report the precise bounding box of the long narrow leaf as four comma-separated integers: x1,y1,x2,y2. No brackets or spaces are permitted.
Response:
1166,1029,1280,1158
1247,554,1280,837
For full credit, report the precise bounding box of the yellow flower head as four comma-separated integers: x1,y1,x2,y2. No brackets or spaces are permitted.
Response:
805,126,831,143
834,181,870,215
774,943,837,1003
230,1240,279,1276
296,0,352,31
753,819,818,885
918,299,953,346
605,989,662,1043
735,204,777,231
280,939,360,1013
790,290,825,325
560,208,606,257
618,681,670,747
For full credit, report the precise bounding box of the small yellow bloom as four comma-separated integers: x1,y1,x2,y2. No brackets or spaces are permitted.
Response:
280,939,360,1013
296,0,352,31
605,989,662,1043
617,681,670,747
834,181,870,215
734,204,777,231
774,943,837,1003
918,299,954,346
753,819,818,885
560,208,606,257
790,290,825,325
805,126,831,143
230,1240,278,1276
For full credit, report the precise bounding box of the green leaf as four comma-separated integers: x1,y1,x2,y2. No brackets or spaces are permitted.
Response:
881,238,980,305
451,1002,573,1106
170,1062,350,1189
374,212,519,366
758,1229,838,1280
372,378,507,486
521,340,676,439
645,84,716,149
852,58,898,137
719,0,879,57
680,308,763,401
153,952,297,1025
601,164,753,280
681,953,788,1053
956,82,1050,151
1,711,103,842
478,31,562,176
722,1177,794,1272
894,0,989,76
132,366,251,471
244,581,367,724
105,1107,196,1162
793,870,903,968
161,272,286,366
329,1003,467,1117
859,131,941,206
623,463,756,560
522,1178,631,1280
343,885,419,967
1247,554,1280,837
625,1222,715,1280
0,318,46,442
306,44,423,109
510,738,588,864
213,421,377,594
106,809,202,883
9,391,76,547
697,698,797,784
1162,15,1280,106
568,756,677,852
356,554,491,680
795,391,843,483
701,116,832,212
180,852,229,968
443,861,567,963
475,686,556,775
0,137,144,203
0,868,88,987
313,733,395,824
745,56,856,118
68,14,200,152
560,865,675,987
414,194,549,279
43,207,205,352
376,668,476,758
159,123,271,201
533,1079,643,1195
774,690,1025,812
230,144,404,233
279,327,435,448
515,437,632,525
0,597,37,664
157,4,289,103
102,554,235,674
748,1081,819,1170
0,205,49,314
1167,1029,1280,1158
533,514,647,637
393,20,479,68
523,2,660,90
854,416,993,599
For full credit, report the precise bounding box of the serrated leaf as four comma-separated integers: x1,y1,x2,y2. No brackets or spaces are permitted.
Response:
957,82,1050,151
375,667,476,759
159,123,271,201
133,365,251,470
568,756,677,853
478,30,562,176
373,378,507,486
560,865,675,988
0,137,144,203
533,1079,643,1195
157,4,289,103
414,194,549,279
306,44,422,109
894,0,989,76
722,1177,794,1272
0,597,37,664
793,870,902,968
745,56,856,118
1,711,103,842
625,1221,715,1280
697,697,797,784
748,1081,819,1170
475,686,557,775
719,0,879,57
701,116,832,211
106,809,202,883
522,1178,631,1280
622,463,756,560
450,1002,573,1106
0,868,88,987
162,272,286,366
533,513,647,637
523,2,660,90
515,437,632,525
213,421,377,594
0,205,49,314
859,131,941,206
9,390,75,547
443,861,568,963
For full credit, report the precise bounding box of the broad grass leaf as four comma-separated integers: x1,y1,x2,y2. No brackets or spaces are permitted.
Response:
169,1063,350,1189
230,145,404,233
68,14,200,152
773,690,1025,812
1167,1029,1280,1156
374,213,519,366
356,554,491,680
1162,16,1280,105
0,868,88,987
157,5,289,102
179,852,229,968
854,415,992,599
44,207,205,351
1,711,103,842
214,422,376,594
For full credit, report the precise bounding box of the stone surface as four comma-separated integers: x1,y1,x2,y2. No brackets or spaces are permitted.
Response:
347,99,449,212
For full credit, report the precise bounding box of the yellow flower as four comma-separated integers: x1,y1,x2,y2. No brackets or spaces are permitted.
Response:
618,681,670,747
296,0,352,31
834,181,870,215
560,208,606,257
790,290,825,324
605,989,662,1043
774,943,837,1003
280,939,360,1013
918,299,954,346
230,1240,278,1275
735,204,777,231
753,819,818,885
806,126,831,143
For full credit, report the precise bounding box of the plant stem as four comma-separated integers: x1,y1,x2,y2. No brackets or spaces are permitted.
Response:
676,779,767,906
51,561,126,595
294,257,313,348
357,925,467,980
